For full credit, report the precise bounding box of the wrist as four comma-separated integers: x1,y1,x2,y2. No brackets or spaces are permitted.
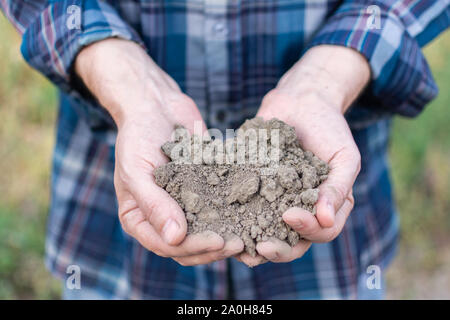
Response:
276,45,371,114
276,65,347,113
74,38,180,128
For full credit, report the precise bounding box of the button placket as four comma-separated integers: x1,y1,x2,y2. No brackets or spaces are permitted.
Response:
213,21,229,37
204,1,230,129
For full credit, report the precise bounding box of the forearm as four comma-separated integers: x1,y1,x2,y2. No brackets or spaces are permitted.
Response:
276,45,371,114
74,38,180,127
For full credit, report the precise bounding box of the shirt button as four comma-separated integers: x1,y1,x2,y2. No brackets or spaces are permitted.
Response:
213,22,228,36
216,110,226,123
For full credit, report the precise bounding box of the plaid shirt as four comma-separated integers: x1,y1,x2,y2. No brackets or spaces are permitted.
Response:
1,0,448,299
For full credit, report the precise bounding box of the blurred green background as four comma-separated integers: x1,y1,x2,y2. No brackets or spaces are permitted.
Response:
0,15,449,299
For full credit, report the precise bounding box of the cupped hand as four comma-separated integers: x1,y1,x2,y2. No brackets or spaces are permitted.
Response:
235,45,368,267
237,89,359,266
114,94,243,266
75,38,244,266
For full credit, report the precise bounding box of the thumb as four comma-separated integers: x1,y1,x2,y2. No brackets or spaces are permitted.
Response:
128,173,187,246
316,147,361,228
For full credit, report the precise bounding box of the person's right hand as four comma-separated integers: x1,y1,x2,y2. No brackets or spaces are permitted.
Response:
75,38,244,266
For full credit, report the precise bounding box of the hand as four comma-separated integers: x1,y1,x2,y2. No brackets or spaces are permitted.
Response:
236,45,370,267
75,39,244,266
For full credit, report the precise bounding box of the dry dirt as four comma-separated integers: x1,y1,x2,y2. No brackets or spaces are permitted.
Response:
154,118,329,256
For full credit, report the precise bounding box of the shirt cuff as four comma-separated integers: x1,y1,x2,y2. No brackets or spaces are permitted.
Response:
306,1,445,117
20,0,145,128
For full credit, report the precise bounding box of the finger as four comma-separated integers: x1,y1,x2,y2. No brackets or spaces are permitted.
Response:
122,209,225,256
282,206,321,235
256,237,311,263
127,175,188,246
235,253,268,268
173,234,244,266
315,146,360,228
142,223,224,257
283,193,354,242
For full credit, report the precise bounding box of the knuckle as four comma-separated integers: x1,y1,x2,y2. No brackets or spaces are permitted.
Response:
213,253,227,262
261,89,284,107
353,150,362,175
262,89,278,101
217,248,236,260
349,197,355,210
141,241,159,256
145,200,160,223
215,249,229,260
323,228,339,243
323,233,335,243
174,253,207,266
267,251,281,262
113,170,121,190
269,256,281,263
348,191,355,205
119,220,131,236
119,170,130,185
344,192,355,217
118,211,134,235
155,249,170,258
178,93,197,109
331,184,348,205
174,258,189,267
331,226,341,241
188,256,204,266
117,163,135,187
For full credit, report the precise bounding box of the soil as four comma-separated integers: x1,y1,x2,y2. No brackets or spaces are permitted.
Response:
154,118,329,256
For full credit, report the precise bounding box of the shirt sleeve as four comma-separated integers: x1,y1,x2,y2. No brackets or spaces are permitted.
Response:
306,0,450,117
0,0,145,128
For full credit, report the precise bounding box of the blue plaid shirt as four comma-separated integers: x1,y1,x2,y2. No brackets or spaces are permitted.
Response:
1,0,448,299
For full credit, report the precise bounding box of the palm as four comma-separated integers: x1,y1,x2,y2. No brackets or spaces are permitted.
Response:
236,90,360,266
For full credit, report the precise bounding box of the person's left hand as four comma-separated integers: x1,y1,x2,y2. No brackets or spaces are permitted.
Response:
235,45,370,267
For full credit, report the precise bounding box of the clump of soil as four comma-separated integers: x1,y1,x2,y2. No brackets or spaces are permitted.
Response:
154,118,329,256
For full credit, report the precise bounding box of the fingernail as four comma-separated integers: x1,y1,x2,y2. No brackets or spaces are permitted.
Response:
162,219,180,244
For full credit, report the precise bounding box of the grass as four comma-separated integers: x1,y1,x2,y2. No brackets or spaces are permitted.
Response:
392,33,450,251
0,16,60,299
0,14,449,299
386,32,450,299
